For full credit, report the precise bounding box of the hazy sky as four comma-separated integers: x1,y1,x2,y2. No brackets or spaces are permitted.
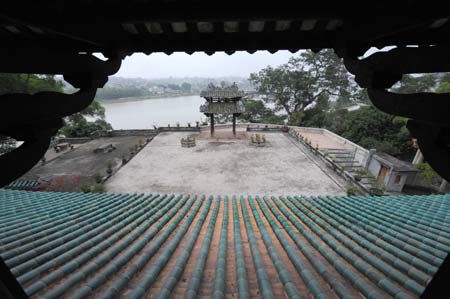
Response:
115,50,299,78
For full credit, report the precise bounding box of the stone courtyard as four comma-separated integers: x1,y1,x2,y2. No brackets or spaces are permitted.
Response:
106,128,345,195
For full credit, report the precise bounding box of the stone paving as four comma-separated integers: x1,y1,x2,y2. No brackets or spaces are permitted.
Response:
106,129,345,195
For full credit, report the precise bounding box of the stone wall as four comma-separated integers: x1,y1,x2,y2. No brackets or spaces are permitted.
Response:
109,129,159,137
159,127,200,132
57,137,92,144
294,126,371,167
322,129,370,167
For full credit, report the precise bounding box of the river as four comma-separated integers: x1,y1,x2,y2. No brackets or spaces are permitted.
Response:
100,95,205,129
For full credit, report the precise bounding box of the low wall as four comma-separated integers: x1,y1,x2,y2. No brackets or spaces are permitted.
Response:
199,123,284,130
109,129,159,137
159,127,200,132
293,126,370,167
288,129,371,195
57,137,92,144
322,129,370,167
247,127,282,132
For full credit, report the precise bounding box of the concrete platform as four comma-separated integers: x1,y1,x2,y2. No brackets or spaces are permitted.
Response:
106,130,345,195
23,136,146,179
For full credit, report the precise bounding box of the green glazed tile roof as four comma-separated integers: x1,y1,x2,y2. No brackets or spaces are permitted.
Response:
1,189,449,298
5,180,39,190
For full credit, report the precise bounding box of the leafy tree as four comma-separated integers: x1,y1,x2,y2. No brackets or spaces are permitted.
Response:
0,73,63,95
64,100,106,124
240,99,285,124
59,100,112,137
416,162,441,185
338,106,414,159
220,81,230,88
0,73,112,139
391,74,437,93
249,49,358,120
288,94,331,127
181,82,191,91
59,118,112,137
436,75,450,93
0,73,65,153
0,135,16,154
167,83,181,91
96,87,147,100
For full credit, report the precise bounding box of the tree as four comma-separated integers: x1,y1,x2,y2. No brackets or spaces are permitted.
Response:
59,118,112,137
0,73,64,95
64,100,106,124
59,100,112,137
167,83,181,91
249,49,357,120
0,73,112,138
391,74,437,93
181,82,191,92
95,86,148,100
240,99,285,124
0,135,16,154
338,106,414,159
0,73,65,153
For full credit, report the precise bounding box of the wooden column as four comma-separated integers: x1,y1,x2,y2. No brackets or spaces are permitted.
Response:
232,114,236,135
210,114,214,135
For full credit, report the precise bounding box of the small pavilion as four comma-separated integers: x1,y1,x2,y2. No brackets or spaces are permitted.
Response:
200,83,245,135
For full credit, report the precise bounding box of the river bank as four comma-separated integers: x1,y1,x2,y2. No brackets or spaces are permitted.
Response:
97,92,199,103
100,95,205,129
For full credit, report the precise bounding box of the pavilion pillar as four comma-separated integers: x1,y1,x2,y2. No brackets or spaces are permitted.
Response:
210,114,214,135
232,114,236,135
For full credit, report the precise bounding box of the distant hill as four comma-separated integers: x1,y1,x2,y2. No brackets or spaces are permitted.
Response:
105,76,254,91
62,76,255,100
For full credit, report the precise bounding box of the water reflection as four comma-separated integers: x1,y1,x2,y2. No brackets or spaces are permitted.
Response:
101,95,206,129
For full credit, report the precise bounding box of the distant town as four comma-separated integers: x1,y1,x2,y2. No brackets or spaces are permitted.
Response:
67,76,256,101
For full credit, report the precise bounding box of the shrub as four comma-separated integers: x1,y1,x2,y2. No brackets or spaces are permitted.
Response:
324,149,329,156
367,173,385,195
346,185,361,196
416,162,440,185
255,133,261,143
80,184,91,193
94,173,103,184
91,183,105,193
355,168,369,175
106,161,113,175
